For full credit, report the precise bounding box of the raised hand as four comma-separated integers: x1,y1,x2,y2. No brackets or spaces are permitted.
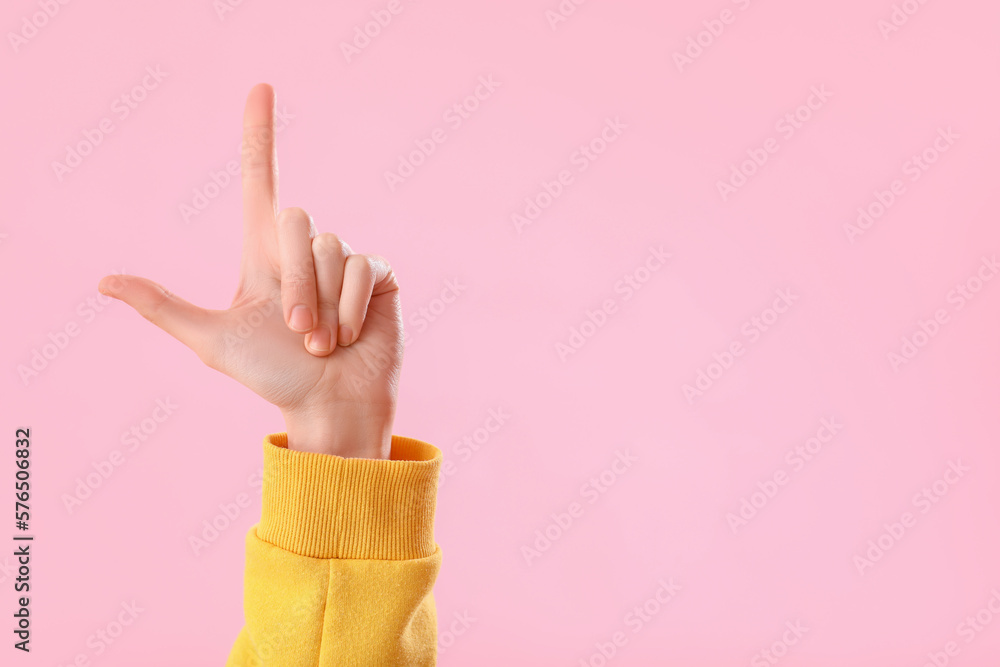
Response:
98,84,403,459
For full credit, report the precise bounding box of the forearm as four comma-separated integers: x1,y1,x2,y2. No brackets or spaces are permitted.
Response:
282,402,395,459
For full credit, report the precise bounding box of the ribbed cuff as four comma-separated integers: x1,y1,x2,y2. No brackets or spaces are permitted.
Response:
256,432,441,560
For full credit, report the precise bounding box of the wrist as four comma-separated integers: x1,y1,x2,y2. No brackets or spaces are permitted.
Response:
281,405,394,459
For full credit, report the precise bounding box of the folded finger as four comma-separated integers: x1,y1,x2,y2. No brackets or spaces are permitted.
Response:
306,233,351,355
337,254,396,346
276,207,318,333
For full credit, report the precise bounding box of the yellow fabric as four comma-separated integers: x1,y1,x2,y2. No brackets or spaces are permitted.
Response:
225,433,443,666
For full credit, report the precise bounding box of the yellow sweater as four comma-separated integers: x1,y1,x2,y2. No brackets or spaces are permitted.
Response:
225,432,443,666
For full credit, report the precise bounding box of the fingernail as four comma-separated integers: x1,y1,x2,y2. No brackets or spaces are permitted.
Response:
338,324,353,346
289,306,312,332
309,325,332,352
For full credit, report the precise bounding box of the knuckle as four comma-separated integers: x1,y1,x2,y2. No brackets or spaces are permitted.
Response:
281,275,315,301
348,253,377,278
316,293,340,311
370,253,392,274
281,274,313,289
355,254,398,290
312,233,349,260
240,157,274,176
240,161,276,185
285,255,316,280
278,207,310,227
241,126,273,158
143,284,173,321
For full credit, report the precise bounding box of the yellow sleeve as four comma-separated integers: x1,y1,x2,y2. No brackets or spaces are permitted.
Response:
225,432,443,666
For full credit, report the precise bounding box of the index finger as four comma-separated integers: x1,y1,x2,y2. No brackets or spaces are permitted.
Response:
240,83,279,282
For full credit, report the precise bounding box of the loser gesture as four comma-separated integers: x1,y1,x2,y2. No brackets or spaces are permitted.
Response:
99,84,403,459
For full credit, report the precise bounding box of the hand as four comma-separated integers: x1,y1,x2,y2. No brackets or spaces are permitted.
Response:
98,84,403,459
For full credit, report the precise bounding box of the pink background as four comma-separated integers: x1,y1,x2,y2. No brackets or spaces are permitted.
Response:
4,0,1000,665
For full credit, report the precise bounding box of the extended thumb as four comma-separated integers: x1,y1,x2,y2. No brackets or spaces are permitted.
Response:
98,274,212,355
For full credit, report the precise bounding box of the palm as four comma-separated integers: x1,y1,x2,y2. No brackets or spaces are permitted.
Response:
216,277,401,415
